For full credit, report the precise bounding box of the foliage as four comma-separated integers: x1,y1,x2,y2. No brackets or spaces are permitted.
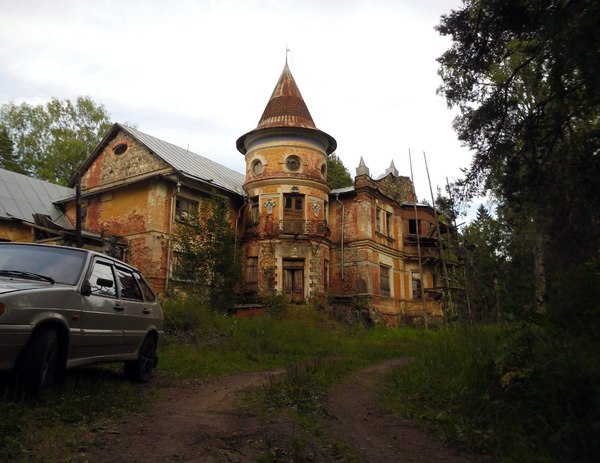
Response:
326,152,352,189
384,325,600,461
460,205,506,322
171,195,241,311
0,96,113,185
437,0,600,315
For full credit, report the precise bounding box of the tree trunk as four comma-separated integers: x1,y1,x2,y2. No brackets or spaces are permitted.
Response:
533,228,548,314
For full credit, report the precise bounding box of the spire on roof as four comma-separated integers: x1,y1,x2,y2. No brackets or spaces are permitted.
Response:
385,160,398,177
356,156,370,177
256,62,316,130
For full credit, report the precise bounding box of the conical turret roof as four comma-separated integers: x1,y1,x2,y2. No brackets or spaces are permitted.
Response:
237,62,336,155
256,62,316,129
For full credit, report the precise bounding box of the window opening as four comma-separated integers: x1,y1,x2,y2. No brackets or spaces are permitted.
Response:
380,265,391,297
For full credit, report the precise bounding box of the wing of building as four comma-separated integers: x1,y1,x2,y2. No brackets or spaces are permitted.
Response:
0,63,454,325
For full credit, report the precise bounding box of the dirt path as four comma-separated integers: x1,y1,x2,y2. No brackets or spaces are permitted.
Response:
86,360,492,462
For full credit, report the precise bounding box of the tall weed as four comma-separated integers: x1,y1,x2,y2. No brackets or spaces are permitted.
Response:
384,325,600,461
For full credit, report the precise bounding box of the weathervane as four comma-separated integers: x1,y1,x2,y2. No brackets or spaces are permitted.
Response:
286,45,291,64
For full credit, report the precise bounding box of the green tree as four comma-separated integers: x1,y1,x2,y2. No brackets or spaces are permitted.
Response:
437,0,600,314
172,196,241,311
327,152,352,189
0,125,23,174
0,96,113,185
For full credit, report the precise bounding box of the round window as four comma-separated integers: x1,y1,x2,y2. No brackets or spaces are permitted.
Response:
113,143,128,156
286,155,301,172
251,159,264,175
321,163,327,178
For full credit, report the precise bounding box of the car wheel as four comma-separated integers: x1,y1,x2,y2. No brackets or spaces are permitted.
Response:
124,335,156,383
16,327,59,398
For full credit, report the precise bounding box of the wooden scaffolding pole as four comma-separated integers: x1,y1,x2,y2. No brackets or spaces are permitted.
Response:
409,149,428,328
423,151,452,325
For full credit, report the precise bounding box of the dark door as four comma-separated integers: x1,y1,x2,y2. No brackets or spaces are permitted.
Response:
283,194,304,233
283,259,304,302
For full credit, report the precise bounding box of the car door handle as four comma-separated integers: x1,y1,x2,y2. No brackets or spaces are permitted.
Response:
113,304,125,312
142,308,151,314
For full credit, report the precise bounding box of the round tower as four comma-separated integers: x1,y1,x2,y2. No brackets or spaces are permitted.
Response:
237,62,337,302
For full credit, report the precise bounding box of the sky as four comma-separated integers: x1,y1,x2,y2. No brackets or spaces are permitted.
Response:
0,0,478,217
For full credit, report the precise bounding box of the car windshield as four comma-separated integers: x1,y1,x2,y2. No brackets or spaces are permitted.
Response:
0,244,87,285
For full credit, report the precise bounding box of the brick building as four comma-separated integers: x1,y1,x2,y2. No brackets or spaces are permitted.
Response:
0,62,449,325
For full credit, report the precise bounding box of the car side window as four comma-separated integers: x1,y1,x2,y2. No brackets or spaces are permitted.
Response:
116,267,143,301
89,261,117,298
134,273,156,302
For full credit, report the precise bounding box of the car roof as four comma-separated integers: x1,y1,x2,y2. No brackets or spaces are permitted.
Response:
0,242,141,273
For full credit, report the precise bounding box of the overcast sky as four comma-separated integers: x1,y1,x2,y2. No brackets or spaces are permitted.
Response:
0,0,477,214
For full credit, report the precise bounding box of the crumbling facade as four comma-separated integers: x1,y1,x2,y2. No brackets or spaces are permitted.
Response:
0,62,449,325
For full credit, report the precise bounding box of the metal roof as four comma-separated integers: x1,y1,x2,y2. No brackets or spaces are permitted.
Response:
330,186,355,195
118,124,246,195
0,168,74,228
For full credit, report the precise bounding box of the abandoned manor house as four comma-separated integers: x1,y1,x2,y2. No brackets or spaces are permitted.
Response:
0,63,451,325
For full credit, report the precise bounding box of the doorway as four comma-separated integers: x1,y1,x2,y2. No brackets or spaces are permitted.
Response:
283,259,304,302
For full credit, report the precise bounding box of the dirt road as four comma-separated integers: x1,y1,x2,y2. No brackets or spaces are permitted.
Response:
87,360,491,462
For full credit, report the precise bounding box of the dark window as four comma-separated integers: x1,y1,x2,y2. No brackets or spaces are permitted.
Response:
412,272,422,299
286,155,301,171
134,273,156,302
113,143,128,155
380,265,391,297
324,260,329,291
386,212,392,237
89,261,117,298
408,218,420,235
116,266,143,300
376,207,382,233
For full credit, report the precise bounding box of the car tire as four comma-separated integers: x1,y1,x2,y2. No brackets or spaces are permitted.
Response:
124,335,156,383
16,327,59,398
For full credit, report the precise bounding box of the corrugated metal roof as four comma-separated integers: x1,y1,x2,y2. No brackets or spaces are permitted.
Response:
0,168,74,228
119,124,246,195
330,186,355,195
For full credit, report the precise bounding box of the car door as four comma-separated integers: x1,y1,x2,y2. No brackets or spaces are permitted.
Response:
77,258,124,359
114,265,157,354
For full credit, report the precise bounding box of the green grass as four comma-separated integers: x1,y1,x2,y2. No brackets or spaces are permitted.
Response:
0,301,424,462
383,324,600,462
0,366,152,462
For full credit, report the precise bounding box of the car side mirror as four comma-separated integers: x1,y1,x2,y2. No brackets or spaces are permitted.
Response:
81,280,92,296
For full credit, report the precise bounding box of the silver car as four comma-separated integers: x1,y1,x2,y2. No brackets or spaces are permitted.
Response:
0,242,164,396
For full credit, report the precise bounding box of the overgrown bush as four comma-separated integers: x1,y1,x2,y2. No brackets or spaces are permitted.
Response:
385,325,600,462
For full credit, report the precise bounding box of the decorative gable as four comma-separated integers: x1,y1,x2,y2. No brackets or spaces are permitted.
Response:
82,129,170,190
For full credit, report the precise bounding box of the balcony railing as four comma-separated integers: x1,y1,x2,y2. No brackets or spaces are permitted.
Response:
246,219,328,237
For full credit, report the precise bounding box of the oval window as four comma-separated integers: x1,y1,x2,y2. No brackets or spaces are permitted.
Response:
321,163,327,178
113,143,128,156
286,155,301,172
251,159,264,176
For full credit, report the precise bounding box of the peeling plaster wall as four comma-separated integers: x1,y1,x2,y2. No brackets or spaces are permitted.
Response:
0,220,33,242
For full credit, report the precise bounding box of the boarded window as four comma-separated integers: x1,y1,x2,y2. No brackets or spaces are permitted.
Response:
175,197,199,223
246,257,258,292
380,265,391,297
